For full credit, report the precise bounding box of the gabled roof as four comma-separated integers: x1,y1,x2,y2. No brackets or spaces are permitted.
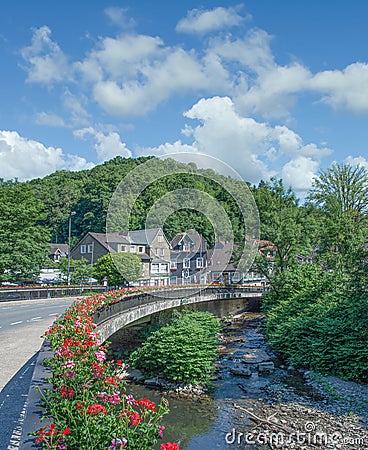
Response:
170,232,207,249
82,228,166,249
120,228,164,245
48,243,69,255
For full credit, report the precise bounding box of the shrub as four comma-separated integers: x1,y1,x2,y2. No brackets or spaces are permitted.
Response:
130,311,220,385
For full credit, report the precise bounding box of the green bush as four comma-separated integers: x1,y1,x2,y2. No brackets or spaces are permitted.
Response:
265,263,368,382
129,311,220,385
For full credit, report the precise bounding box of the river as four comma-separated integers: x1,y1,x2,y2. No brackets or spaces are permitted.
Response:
120,312,368,450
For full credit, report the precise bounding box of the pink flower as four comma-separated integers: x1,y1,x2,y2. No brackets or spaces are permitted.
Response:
94,351,106,363
62,360,75,370
109,391,121,405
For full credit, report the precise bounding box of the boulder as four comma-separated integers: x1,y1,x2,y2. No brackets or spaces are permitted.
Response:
258,361,275,374
242,349,271,364
230,367,252,378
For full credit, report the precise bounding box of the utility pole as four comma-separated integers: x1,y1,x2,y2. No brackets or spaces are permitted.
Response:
67,211,76,285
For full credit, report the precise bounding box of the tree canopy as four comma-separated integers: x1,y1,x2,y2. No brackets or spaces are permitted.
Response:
0,181,50,282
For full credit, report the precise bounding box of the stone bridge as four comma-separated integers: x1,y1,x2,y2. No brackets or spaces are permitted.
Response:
94,285,264,342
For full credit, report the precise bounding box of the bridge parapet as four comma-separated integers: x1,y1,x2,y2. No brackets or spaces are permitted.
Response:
94,285,264,342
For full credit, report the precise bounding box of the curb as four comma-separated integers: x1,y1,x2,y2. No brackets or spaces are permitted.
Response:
20,341,52,449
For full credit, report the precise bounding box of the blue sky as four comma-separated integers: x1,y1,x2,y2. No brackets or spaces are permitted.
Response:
1,0,368,192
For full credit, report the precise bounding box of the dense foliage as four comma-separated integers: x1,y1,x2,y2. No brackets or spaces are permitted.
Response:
130,311,220,385
93,253,142,286
261,164,368,382
0,181,50,282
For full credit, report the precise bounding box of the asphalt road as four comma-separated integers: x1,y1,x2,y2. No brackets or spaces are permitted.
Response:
0,298,73,333
0,297,75,449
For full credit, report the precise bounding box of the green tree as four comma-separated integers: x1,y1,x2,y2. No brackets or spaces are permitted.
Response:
59,257,93,284
0,182,50,283
252,178,316,291
93,252,142,286
308,163,368,272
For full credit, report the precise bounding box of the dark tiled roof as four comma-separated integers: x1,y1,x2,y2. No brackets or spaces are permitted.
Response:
48,243,69,254
170,232,207,250
119,228,162,245
207,241,237,271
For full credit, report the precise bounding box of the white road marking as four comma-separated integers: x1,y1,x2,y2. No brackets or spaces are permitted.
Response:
30,317,42,321
48,313,59,316
10,321,23,326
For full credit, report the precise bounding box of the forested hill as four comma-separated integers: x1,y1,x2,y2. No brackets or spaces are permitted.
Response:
27,156,153,244
25,155,261,246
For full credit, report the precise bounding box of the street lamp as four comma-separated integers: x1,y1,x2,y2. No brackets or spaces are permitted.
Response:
67,211,76,285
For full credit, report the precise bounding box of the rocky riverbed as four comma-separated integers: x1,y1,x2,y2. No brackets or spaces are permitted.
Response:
117,312,368,449
216,313,368,449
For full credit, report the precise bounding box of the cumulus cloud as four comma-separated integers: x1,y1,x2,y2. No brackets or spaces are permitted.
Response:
74,127,132,161
344,155,368,169
0,130,93,180
138,96,329,188
176,6,244,34
281,156,320,191
310,63,368,113
92,48,213,116
20,26,70,84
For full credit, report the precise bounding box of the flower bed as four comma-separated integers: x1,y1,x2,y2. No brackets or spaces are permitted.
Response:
35,286,186,449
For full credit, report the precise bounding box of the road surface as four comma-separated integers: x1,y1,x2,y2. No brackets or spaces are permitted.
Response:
0,297,75,449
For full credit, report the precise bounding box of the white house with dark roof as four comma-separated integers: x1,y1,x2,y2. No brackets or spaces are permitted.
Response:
71,228,170,286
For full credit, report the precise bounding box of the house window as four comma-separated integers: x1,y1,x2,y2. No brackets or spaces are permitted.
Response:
87,244,93,254
151,264,159,274
138,246,145,253
183,243,191,251
130,245,136,253
159,263,168,273
183,258,190,268
170,261,177,270
158,235,163,242
80,245,86,254
160,248,165,256
196,257,203,268
120,245,127,252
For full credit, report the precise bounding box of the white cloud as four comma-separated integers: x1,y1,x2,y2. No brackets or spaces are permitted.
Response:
235,63,311,117
176,6,244,34
344,155,368,170
20,26,70,84
92,48,212,116
35,112,65,127
104,7,136,29
310,63,368,113
77,34,163,82
281,156,319,191
208,29,275,73
74,127,132,161
138,96,329,188
63,90,90,126
0,130,93,180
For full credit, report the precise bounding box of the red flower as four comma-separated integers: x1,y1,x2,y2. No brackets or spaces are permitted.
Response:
59,386,75,398
129,412,142,426
138,398,156,412
62,427,71,436
121,410,142,426
87,403,107,416
160,443,179,450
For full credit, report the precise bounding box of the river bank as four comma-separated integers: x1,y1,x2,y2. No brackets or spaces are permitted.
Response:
118,312,368,449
